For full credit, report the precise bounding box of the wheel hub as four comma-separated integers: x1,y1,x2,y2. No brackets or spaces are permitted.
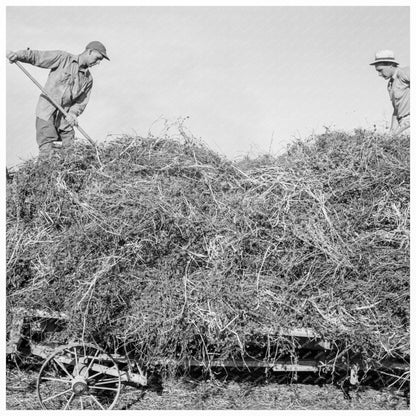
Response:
72,377,88,394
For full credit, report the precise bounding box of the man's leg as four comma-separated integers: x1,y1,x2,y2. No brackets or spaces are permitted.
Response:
36,117,59,159
59,126,75,149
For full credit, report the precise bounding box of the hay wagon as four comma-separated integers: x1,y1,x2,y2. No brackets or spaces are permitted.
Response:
6,306,408,410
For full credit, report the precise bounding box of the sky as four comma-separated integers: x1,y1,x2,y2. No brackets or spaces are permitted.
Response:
1,5,414,412
5,5,410,166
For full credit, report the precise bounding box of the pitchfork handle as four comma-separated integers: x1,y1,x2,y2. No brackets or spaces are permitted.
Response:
14,61,96,147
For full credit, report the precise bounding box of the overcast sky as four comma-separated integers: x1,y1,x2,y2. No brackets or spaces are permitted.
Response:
5,5,410,166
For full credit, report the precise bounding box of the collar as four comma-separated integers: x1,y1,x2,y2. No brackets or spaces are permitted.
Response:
391,68,399,80
74,55,88,74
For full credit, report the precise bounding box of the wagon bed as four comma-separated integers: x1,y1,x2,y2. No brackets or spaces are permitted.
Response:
6,307,409,410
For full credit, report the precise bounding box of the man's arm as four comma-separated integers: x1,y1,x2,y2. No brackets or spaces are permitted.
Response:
6,49,64,69
67,81,94,122
398,66,410,85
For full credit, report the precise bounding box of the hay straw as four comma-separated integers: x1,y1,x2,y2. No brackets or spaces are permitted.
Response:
6,130,409,373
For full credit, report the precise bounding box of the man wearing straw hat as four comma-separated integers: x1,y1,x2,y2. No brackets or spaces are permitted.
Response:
370,50,410,135
6,41,109,158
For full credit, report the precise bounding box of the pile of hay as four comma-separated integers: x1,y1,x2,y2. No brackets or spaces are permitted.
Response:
6,130,409,369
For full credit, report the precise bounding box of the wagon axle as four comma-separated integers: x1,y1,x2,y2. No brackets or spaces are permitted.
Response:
72,377,88,395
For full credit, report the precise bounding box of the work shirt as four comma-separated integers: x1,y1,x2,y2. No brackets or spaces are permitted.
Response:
388,66,410,120
15,49,93,128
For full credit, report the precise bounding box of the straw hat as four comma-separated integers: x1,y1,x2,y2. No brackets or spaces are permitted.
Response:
369,50,399,65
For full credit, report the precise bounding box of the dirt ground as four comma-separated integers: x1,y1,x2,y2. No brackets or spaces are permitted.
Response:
6,365,409,411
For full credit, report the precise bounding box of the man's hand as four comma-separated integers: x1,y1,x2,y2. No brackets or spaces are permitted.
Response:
66,113,78,127
6,50,18,63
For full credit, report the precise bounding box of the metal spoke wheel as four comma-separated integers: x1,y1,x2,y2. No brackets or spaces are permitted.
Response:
37,342,122,410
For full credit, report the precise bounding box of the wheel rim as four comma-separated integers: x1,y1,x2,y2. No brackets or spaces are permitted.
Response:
37,342,121,410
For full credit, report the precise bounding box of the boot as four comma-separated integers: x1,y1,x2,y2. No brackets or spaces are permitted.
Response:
38,142,54,160
61,137,74,149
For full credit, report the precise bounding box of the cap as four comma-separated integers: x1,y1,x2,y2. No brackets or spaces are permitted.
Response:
85,41,110,61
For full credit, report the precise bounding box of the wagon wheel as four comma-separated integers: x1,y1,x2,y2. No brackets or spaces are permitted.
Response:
37,342,122,410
